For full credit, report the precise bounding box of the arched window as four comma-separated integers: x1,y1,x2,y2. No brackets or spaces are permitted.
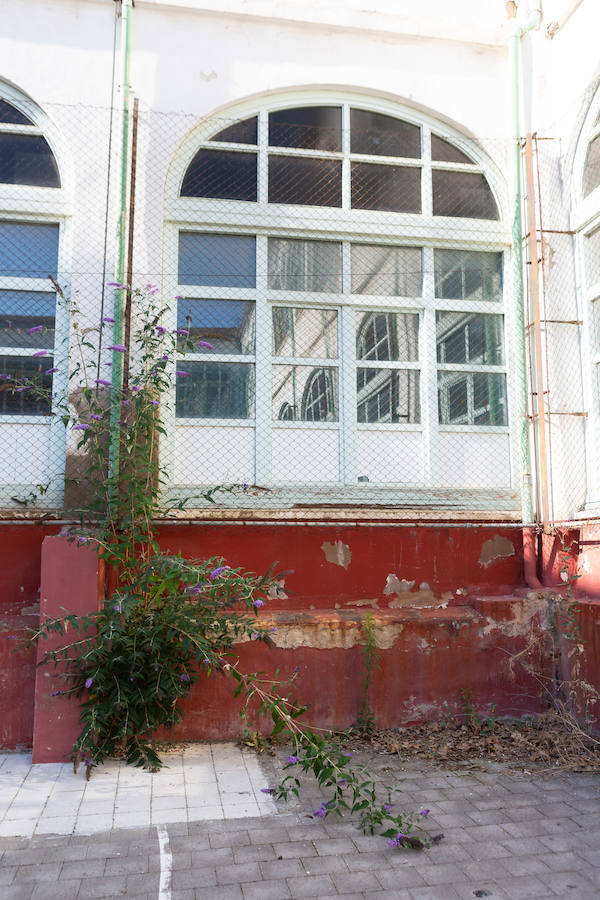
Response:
0,86,65,504
165,94,510,499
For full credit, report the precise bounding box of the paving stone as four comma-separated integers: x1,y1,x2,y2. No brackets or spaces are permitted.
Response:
242,877,292,899
191,846,233,867
376,865,426,890
274,839,317,858
286,873,335,897
216,862,262,885
538,869,599,895
233,843,277,864
59,858,106,879
495,874,554,898
303,853,349,874
415,862,466,886
210,829,251,849
194,886,243,900
0,865,17,884
14,862,62,882
1,886,35,900
30,882,81,900
332,869,382,892
104,854,149,875
76,874,128,898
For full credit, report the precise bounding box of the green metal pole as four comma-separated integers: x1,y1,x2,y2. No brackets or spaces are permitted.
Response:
108,0,133,505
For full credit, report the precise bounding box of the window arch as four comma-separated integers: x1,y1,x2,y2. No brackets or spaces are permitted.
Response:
165,91,511,501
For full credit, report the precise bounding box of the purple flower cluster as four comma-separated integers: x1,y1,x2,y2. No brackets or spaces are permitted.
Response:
209,565,231,581
420,808,430,817
85,677,93,689
285,755,299,764
313,801,330,818
387,832,406,848
253,598,264,608
108,344,127,353
180,673,190,682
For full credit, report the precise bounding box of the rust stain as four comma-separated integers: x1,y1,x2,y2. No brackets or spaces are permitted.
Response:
321,540,352,570
478,534,515,568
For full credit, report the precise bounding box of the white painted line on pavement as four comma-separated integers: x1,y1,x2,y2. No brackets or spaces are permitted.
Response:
157,823,172,900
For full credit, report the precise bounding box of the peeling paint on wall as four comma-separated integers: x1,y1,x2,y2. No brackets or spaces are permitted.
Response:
383,574,452,609
478,534,515,568
345,598,379,609
245,613,405,650
267,579,288,601
480,590,555,637
321,540,352,569
384,574,414,594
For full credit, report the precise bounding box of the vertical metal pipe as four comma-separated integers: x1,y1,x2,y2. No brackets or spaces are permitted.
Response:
108,0,133,503
122,96,139,397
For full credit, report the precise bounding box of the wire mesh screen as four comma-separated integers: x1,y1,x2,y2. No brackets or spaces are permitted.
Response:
0,96,594,524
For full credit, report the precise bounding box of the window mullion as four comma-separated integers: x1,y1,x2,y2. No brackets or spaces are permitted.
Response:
422,246,438,485
255,234,271,484
341,304,357,485
422,124,433,219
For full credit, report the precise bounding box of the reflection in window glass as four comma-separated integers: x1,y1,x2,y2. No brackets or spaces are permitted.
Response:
210,117,258,145
180,149,257,200
583,134,600,198
269,156,342,207
268,239,341,292
436,312,504,365
351,109,421,158
176,299,255,355
175,361,254,419
357,369,420,424
178,233,256,287
0,290,55,348
0,134,60,187
438,371,507,425
0,222,59,279
0,355,53,415
351,163,421,212
0,99,33,126
272,307,338,358
269,107,341,151
272,365,338,421
431,135,473,164
433,170,498,219
356,312,419,362
585,228,600,287
434,249,502,302
351,244,422,296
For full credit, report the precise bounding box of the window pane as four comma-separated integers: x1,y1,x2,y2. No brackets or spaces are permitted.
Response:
351,244,422,296
210,116,258,145
269,156,342,207
177,299,254,354
431,134,473,164
436,312,504,365
272,307,338,358
0,134,60,187
356,312,419,362
584,228,600,286
269,107,341,151
0,222,59,279
357,369,420,423
268,238,341,292
434,250,503,302
438,371,507,425
351,163,421,212
175,361,254,418
591,300,600,353
272,365,338,421
178,233,256,287
351,109,420,158
0,99,33,126
0,355,53,415
433,170,498,219
0,290,55,348
180,149,257,200
583,134,600,198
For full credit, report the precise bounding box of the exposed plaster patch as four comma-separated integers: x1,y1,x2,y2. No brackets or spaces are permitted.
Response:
345,598,380,609
321,540,352,569
481,590,557,637
478,534,515,568
384,573,450,609
267,579,288,601
253,618,405,650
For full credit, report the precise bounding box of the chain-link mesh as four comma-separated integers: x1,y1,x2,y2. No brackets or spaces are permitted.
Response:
0,97,595,525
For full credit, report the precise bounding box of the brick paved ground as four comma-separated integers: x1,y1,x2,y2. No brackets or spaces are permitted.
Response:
1,756,599,898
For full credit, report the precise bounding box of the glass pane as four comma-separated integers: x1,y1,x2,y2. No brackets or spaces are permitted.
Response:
0,355,53,415
268,238,341,292
591,300,600,353
584,228,600,286
180,149,257,200
272,307,338,358
0,99,33,126
431,134,473,164
583,134,600,198
210,116,258,145
438,371,507,425
0,222,60,279
351,244,422,296
0,290,55,348
351,163,421,212
436,312,504,365
177,299,254,354
269,155,342,207
175,361,254,418
434,249,503,302
351,109,420,158
269,107,341,151
0,134,60,187
357,369,420,423
356,312,419,362
272,365,338,421
433,170,499,219
178,233,256,287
